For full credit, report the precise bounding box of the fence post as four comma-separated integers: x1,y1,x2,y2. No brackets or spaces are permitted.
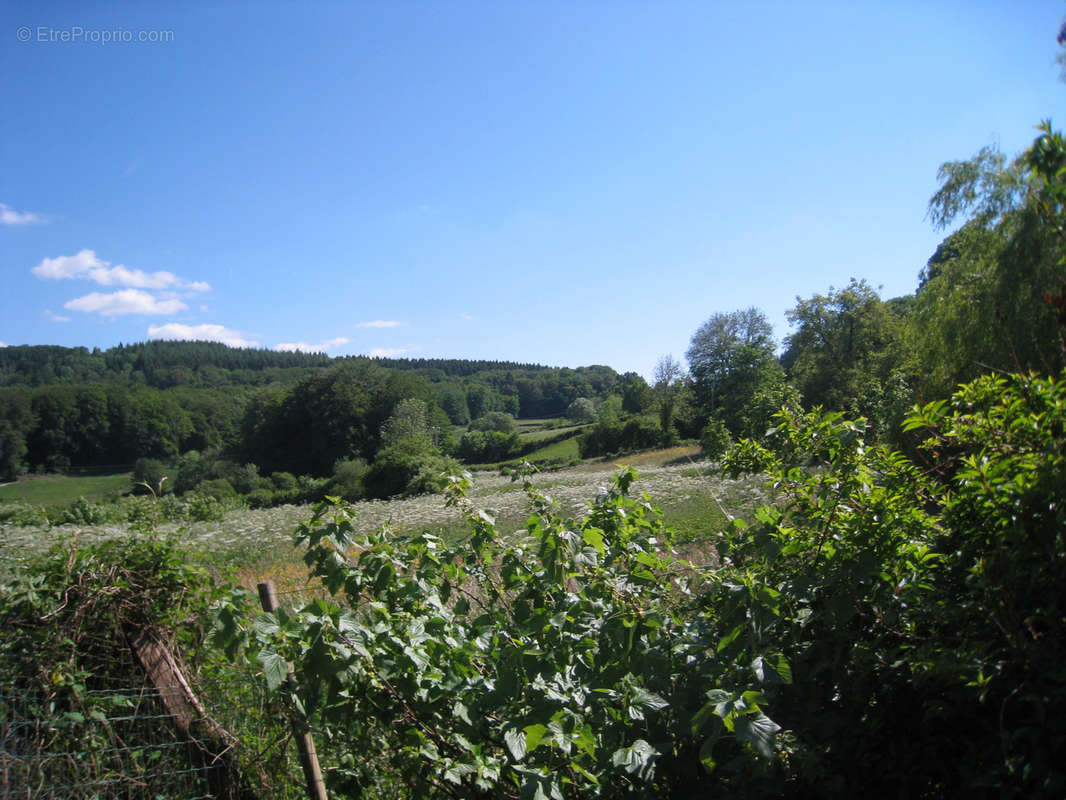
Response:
257,580,329,800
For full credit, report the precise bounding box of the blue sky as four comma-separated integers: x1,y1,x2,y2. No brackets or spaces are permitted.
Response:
2,1,1063,378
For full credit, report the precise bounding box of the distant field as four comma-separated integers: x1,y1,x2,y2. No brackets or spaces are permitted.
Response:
518,423,588,445
0,473,132,505
522,434,581,463
514,418,564,432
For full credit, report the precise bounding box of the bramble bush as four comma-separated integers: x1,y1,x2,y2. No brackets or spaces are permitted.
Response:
228,371,1065,797
236,467,787,799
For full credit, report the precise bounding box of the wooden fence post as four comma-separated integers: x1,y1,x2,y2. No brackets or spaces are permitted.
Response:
127,625,259,799
257,580,329,800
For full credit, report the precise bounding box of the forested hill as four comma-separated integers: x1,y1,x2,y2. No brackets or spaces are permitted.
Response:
366,357,556,376
0,341,599,389
0,341,628,476
0,341,332,388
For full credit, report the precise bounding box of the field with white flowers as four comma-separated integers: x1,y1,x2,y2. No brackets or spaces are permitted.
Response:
0,452,772,591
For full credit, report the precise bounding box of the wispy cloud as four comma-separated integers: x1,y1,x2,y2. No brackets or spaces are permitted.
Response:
65,290,188,316
148,323,260,348
44,309,71,323
0,202,44,225
30,249,211,292
356,320,405,329
459,313,474,321
275,337,350,353
367,347,408,358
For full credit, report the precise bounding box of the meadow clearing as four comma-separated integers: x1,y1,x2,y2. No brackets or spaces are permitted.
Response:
0,450,771,593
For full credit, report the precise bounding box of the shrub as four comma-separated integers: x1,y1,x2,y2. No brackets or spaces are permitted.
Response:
699,418,731,459
579,415,662,458
457,430,522,463
225,462,263,495
237,469,783,798
245,488,277,509
566,397,598,423
186,492,227,522
469,411,517,434
364,443,460,499
0,501,49,527
158,494,188,522
132,457,170,496
329,459,369,502
52,496,110,526
196,478,237,500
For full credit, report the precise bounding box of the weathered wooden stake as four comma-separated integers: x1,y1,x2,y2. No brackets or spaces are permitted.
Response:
257,580,329,800
128,625,258,799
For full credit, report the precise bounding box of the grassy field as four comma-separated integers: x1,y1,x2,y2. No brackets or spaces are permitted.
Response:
521,434,582,462
0,472,132,505
0,449,768,596
517,422,588,444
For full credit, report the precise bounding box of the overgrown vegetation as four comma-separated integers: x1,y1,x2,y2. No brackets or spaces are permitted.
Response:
213,370,1065,798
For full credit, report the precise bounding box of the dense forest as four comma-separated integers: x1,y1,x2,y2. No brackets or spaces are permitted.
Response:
0,343,628,484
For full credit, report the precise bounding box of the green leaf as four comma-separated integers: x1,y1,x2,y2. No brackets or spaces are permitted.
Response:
717,624,744,653
524,723,548,752
453,700,472,725
258,648,288,691
631,687,669,712
611,739,658,779
733,711,780,760
698,730,722,771
752,653,793,685
504,727,526,761
253,612,281,635
691,699,719,735
582,528,605,555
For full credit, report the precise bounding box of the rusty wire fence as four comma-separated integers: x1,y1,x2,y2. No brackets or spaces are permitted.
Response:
0,669,305,800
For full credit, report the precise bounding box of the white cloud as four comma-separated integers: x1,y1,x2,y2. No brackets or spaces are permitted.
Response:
44,309,71,323
275,337,350,353
0,342,7,348
0,203,43,225
148,323,259,348
88,265,182,289
65,290,188,316
31,250,103,279
30,249,211,291
356,320,405,328
459,313,474,321
367,347,408,358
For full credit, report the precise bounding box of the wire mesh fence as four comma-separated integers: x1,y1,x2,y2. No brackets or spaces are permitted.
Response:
1,671,307,799
1,685,217,799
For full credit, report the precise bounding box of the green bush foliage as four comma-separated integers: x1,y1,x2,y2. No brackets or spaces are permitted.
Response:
228,372,1066,797
456,429,522,463
579,416,663,458
239,468,784,798
363,442,462,499
328,458,370,502
469,410,518,434
698,418,731,460
720,372,1066,795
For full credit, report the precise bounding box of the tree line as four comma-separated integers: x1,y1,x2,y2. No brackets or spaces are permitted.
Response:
0,347,629,481
645,124,1066,461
